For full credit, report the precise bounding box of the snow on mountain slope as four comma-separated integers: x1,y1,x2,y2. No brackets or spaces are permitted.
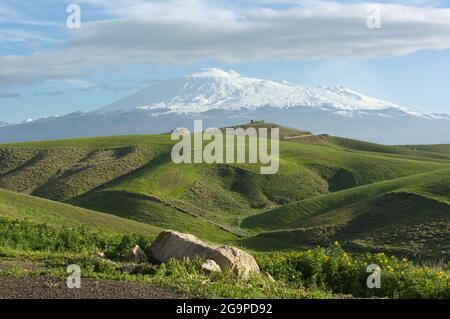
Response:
100,68,405,116
1,68,448,145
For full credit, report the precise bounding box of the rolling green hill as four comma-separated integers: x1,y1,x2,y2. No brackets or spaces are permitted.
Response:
242,169,450,231
0,123,449,259
241,169,450,258
401,144,450,157
0,188,161,235
71,189,237,242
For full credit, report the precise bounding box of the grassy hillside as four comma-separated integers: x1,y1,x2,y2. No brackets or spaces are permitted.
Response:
280,141,450,186
0,146,159,201
242,168,450,230
241,169,450,259
222,122,311,140
102,160,328,225
1,124,449,259
0,134,174,151
3,129,447,203
401,144,450,157
326,136,450,161
71,190,237,242
0,188,161,235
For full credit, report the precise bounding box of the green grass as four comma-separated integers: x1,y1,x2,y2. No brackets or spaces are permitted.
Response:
0,216,331,299
0,218,447,299
2,131,448,206
106,153,201,199
0,188,162,235
1,125,449,260
326,136,450,161
0,217,155,255
0,134,174,151
241,169,450,258
254,244,450,299
401,144,450,157
280,141,450,187
242,168,450,231
0,146,160,201
1,124,449,299
0,148,39,174
242,192,450,256
71,190,237,243
89,151,328,227
223,122,311,139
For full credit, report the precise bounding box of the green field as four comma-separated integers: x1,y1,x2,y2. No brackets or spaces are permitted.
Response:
0,188,161,235
0,123,449,259
0,123,449,298
400,144,450,157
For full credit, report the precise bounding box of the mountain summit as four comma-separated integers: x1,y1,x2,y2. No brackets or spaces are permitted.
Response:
100,68,406,116
0,68,449,144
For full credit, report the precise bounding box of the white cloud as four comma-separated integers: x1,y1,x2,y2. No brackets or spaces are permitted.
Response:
0,29,61,47
79,0,238,20
1,2,450,85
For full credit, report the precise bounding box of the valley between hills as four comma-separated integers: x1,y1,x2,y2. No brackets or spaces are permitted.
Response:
0,123,449,260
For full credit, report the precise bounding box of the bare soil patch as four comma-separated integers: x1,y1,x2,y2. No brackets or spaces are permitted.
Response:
0,275,186,299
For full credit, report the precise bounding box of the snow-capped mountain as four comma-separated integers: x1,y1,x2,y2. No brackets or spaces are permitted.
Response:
100,68,413,117
0,68,449,144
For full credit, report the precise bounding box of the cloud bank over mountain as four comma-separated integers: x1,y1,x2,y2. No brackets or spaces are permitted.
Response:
2,2,450,86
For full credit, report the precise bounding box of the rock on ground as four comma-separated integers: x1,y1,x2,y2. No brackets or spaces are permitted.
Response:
151,230,260,279
124,245,149,264
201,260,222,273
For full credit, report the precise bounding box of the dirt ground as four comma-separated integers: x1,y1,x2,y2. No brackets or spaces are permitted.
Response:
0,275,186,299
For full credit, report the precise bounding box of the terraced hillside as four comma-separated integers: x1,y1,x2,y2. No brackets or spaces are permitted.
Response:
0,123,449,258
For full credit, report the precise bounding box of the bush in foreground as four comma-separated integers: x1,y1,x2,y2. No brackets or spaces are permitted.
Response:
0,218,448,298
256,242,450,299
0,217,153,258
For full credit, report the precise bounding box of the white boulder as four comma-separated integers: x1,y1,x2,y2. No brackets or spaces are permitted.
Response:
151,230,260,279
201,260,222,273
124,245,149,264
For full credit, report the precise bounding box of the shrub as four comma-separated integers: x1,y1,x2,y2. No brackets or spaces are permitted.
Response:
1,217,448,299
256,242,450,299
0,217,153,259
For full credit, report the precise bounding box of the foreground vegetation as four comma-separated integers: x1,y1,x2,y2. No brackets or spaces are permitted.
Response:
1,127,449,254
258,242,450,299
0,125,449,298
0,217,448,299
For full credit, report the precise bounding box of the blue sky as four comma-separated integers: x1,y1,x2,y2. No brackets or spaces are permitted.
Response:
1,0,450,122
